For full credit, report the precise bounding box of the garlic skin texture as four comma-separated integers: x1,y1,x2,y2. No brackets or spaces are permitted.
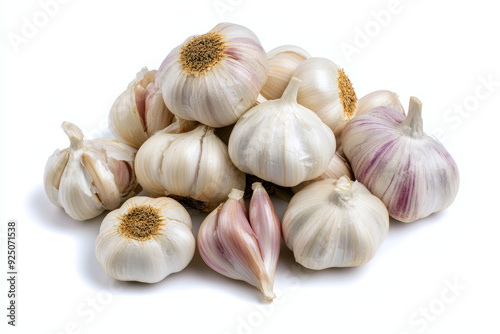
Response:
291,152,353,193
282,177,389,270
135,121,246,211
44,122,139,221
198,184,281,301
229,77,336,187
293,57,358,138
109,67,174,148
260,45,311,100
157,22,269,127
342,97,460,222
356,90,405,117
95,196,195,283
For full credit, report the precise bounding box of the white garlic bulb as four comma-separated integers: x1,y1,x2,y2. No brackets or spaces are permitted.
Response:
135,121,246,212
342,97,460,223
157,22,269,127
356,90,405,116
291,152,353,193
109,67,174,148
95,196,195,283
44,122,139,221
260,45,311,100
228,77,336,187
282,177,389,270
198,184,281,301
293,57,357,138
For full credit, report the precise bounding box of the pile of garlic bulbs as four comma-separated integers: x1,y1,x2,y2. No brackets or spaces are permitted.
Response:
43,22,459,301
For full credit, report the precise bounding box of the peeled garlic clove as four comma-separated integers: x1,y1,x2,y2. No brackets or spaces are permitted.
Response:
198,185,281,301
261,45,311,100
293,57,357,138
109,67,174,148
342,97,460,222
283,177,389,270
43,122,139,221
356,90,405,116
229,77,336,187
291,152,353,193
135,121,246,211
95,196,195,283
157,23,269,127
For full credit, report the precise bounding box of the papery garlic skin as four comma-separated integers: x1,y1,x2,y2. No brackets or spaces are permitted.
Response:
356,90,405,116
44,122,139,221
229,77,336,187
293,57,357,138
291,152,353,193
261,45,311,100
95,196,195,283
282,177,389,270
135,121,245,211
198,184,281,301
109,67,174,148
342,97,460,223
157,22,269,127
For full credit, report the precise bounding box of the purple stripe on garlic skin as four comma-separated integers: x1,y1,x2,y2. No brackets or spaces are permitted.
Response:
197,184,281,301
341,97,460,223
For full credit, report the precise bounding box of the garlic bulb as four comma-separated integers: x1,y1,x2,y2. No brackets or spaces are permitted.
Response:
282,177,389,270
44,122,139,221
157,22,269,127
342,97,460,222
135,121,245,211
228,77,336,187
95,196,195,283
356,90,405,116
109,67,174,148
198,184,281,301
291,152,353,193
293,57,357,138
260,45,311,100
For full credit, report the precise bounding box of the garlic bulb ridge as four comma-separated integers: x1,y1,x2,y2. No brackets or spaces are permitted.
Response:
356,89,405,117
228,77,336,187
44,122,139,221
157,22,269,127
341,97,460,222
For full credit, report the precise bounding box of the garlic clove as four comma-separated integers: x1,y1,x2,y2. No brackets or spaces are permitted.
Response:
44,149,70,208
81,151,120,210
109,67,174,148
198,186,281,301
261,45,311,100
157,23,269,127
356,90,405,116
96,196,195,283
293,57,357,139
341,97,460,222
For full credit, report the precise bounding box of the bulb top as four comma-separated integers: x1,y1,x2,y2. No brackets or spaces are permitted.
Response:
118,205,164,241
337,69,357,120
179,32,227,76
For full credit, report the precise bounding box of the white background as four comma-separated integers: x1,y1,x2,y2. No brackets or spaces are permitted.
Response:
1,0,499,333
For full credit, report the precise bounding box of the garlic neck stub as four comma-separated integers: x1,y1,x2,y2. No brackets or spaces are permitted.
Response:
44,122,140,221
228,77,336,187
341,97,460,222
157,23,269,127
293,57,358,138
109,67,174,149
282,177,389,270
95,196,195,283
356,90,406,117
134,121,246,212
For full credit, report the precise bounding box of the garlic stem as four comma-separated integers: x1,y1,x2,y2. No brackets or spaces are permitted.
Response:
280,77,302,105
62,121,84,151
401,96,424,137
331,177,353,205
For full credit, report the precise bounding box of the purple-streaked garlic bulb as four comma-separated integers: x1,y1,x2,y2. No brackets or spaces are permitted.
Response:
341,97,460,223
198,183,281,301
157,23,269,127
109,67,174,149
